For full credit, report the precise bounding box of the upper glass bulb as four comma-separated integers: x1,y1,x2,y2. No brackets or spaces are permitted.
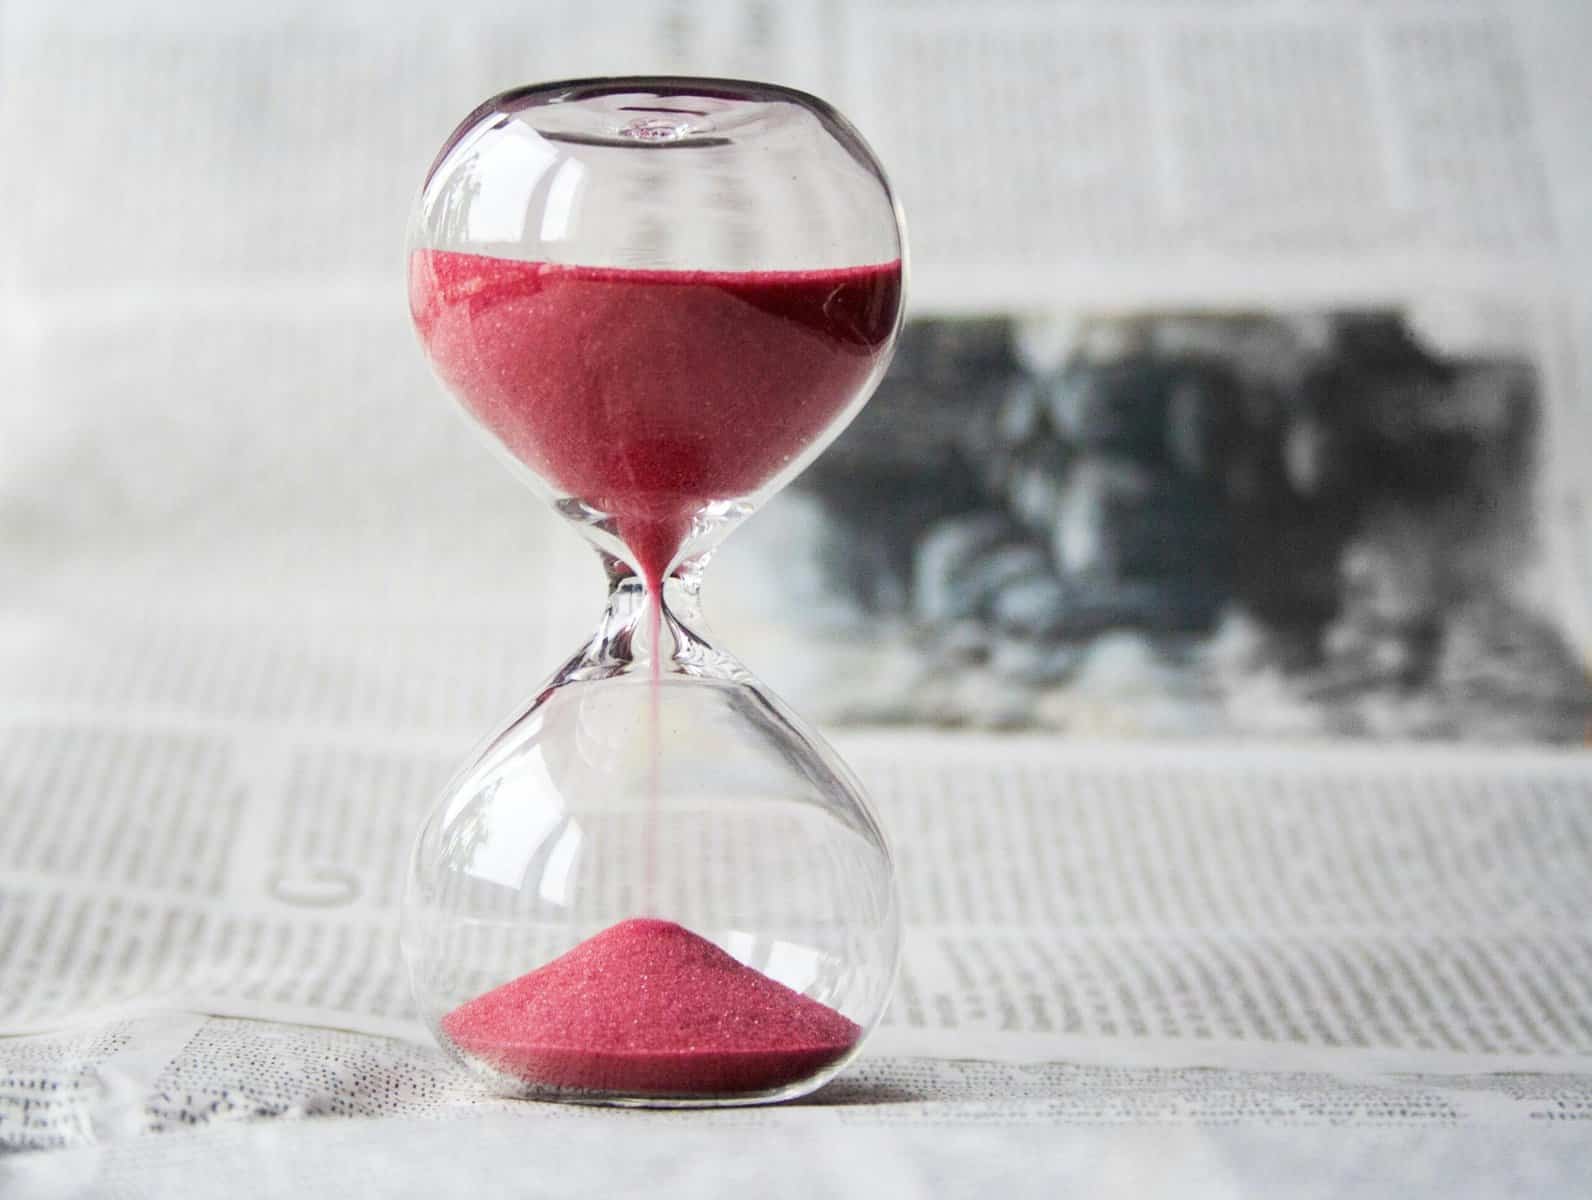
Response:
407,76,906,580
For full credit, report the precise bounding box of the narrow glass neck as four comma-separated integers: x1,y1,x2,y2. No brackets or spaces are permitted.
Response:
562,554,741,683
607,555,706,635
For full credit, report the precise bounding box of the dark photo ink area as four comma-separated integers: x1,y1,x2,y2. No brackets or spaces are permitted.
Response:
731,308,1591,743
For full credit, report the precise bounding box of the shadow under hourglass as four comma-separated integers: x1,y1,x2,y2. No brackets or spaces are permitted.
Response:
794,1076,931,1107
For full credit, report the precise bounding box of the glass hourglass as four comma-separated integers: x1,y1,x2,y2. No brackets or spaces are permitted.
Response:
400,78,906,1106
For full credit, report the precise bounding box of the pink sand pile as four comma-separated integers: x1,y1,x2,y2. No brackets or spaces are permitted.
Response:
441,918,860,1096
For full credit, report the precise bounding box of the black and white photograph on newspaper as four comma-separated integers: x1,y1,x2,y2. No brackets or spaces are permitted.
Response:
722,301,1592,742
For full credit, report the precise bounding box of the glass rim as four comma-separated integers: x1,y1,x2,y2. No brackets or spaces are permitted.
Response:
425,74,871,184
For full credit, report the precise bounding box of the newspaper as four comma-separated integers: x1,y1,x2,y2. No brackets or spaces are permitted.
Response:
4,0,1592,1193
8,1105,1589,1200
4,691,1592,1140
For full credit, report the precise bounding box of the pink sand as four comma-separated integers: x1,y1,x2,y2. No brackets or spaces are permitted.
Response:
440,918,860,1096
408,250,901,589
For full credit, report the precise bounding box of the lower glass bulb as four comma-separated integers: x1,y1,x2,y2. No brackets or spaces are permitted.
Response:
400,574,900,1106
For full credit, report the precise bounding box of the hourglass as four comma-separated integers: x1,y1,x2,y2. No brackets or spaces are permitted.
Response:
400,78,905,1106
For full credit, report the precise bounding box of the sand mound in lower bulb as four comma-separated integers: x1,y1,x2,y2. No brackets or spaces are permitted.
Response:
440,918,861,1099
